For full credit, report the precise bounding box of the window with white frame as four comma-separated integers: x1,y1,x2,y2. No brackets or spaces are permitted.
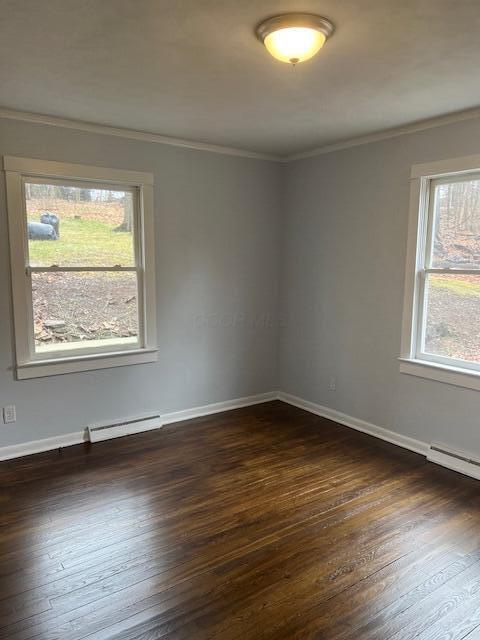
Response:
4,156,157,379
401,154,480,390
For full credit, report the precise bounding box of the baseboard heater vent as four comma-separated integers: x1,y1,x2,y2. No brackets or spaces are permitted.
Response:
88,413,162,443
427,443,480,480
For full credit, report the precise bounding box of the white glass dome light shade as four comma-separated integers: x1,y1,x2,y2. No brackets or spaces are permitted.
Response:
264,27,326,64
256,14,334,65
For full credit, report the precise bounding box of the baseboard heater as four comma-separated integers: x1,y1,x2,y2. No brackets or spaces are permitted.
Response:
427,443,480,480
88,413,162,443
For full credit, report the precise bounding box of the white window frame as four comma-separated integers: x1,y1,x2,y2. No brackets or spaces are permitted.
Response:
400,153,480,391
4,156,157,379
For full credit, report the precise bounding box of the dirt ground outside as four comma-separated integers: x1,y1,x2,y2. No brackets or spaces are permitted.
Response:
32,272,138,346
425,275,480,363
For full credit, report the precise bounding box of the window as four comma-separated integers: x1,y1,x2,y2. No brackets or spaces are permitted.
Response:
401,154,480,391
4,156,157,378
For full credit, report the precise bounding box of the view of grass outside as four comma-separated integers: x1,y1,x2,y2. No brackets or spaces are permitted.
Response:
26,184,139,351
425,274,480,363
29,218,134,267
424,179,480,364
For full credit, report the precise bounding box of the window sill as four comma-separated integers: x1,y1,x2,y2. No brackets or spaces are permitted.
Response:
399,357,480,391
16,348,158,380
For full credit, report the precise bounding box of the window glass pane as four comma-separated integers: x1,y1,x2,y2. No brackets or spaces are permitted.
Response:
431,179,480,268
423,273,480,364
32,271,139,354
25,182,135,267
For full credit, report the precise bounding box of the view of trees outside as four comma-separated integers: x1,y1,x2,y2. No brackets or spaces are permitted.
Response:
26,183,139,351
424,179,480,363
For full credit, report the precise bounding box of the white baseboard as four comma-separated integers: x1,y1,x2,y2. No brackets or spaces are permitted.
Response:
3,390,478,483
161,391,278,424
0,391,278,461
278,392,429,456
0,431,86,462
278,391,480,482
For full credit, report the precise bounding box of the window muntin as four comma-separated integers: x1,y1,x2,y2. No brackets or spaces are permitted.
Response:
415,173,480,371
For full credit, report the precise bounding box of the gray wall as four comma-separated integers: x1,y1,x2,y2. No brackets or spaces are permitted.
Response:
280,117,480,457
3,113,480,455
0,118,282,447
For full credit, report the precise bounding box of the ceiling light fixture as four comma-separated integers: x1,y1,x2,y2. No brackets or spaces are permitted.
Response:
256,13,334,65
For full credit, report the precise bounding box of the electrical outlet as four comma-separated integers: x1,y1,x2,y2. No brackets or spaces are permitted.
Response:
329,377,336,391
3,405,16,424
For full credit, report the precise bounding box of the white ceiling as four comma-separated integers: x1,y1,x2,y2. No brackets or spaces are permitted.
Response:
0,0,479,157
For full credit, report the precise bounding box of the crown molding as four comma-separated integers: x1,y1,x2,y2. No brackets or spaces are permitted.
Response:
2,105,480,164
0,107,279,162
285,106,480,162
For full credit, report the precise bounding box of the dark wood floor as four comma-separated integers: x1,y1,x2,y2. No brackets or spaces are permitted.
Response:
1,401,480,639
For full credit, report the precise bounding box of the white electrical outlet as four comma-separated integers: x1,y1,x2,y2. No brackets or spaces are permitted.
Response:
3,405,16,424
329,377,336,391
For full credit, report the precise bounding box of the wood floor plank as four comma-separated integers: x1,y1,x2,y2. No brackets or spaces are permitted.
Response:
0,401,479,639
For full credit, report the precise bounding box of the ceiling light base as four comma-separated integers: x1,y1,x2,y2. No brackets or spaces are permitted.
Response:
255,13,334,44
